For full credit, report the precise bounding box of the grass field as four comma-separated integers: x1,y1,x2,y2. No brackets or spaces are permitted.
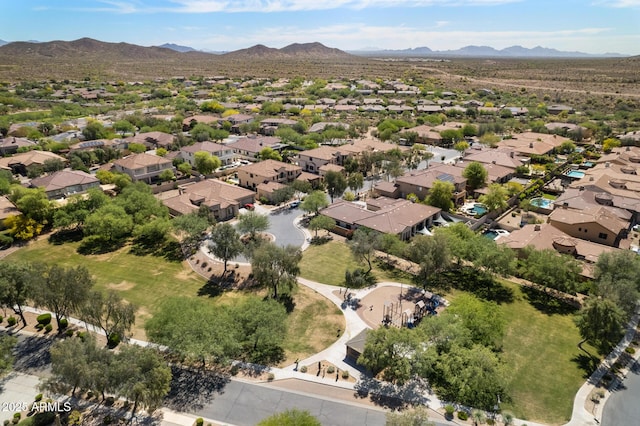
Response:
300,241,598,424
299,240,416,287
5,237,344,362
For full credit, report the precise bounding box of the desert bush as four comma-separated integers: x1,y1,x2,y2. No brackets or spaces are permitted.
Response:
36,313,51,325
444,405,455,417
59,318,68,329
326,366,335,374
341,370,350,379
34,394,43,402
35,324,44,331
195,418,204,426
267,373,275,381
300,365,308,373
7,317,16,327
44,324,53,333
625,347,635,354
457,411,469,420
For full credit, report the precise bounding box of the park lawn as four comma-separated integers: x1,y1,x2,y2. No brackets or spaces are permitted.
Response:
497,281,599,424
299,240,415,287
6,239,345,362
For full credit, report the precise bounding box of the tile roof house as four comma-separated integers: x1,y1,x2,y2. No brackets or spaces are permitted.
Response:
453,160,515,185
0,151,66,176
226,136,284,160
383,164,467,205
547,205,630,247
0,137,37,155
180,141,235,166
462,146,526,169
162,179,255,221
126,131,175,149
408,124,443,145
29,170,100,199
237,159,302,191
498,223,620,278
113,153,174,183
320,197,441,241
259,118,298,135
498,132,569,157
69,138,128,152
554,187,640,222
182,114,219,131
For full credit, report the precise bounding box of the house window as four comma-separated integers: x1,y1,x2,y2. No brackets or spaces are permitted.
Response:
598,233,608,240
578,227,581,231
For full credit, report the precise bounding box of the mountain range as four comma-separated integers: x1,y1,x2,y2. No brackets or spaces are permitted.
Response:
350,45,625,58
0,37,627,60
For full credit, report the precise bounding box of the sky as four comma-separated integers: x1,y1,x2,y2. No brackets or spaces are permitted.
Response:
2,0,640,55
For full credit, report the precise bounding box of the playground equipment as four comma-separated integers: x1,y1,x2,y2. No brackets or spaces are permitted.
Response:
382,291,440,328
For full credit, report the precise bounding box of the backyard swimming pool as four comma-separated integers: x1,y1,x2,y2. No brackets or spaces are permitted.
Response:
565,170,585,179
530,197,554,209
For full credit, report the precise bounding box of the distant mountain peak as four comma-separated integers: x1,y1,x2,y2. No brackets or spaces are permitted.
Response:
223,42,351,59
158,43,196,53
349,44,626,58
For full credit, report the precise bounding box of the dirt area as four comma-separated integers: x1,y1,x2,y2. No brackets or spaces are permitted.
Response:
187,250,254,290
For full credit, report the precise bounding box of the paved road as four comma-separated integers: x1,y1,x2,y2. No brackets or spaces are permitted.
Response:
267,206,306,248
192,380,451,426
601,359,640,426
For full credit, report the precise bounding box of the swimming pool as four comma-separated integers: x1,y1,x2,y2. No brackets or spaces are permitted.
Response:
565,170,585,179
530,197,554,209
462,203,487,216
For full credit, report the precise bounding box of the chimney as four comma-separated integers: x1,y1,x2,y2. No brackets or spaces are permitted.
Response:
605,162,610,168
529,142,533,148
534,224,541,231
510,152,514,158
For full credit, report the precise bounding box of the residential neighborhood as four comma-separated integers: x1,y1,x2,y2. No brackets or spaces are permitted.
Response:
0,42,639,426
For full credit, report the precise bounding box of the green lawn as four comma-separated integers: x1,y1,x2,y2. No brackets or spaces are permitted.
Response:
301,241,598,424
299,240,415,287
6,238,345,361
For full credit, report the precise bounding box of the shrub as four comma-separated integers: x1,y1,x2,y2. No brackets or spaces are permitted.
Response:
59,318,68,329
230,365,240,376
107,333,121,349
65,329,74,337
7,317,16,327
105,396,115,406
3,420,9,426
35,324,44,331
457,411,469,421
625,347,635,354
36,313,52,325
341,370,350,379
444,405,455,416
12,414,20,420
34,393,43,402
10,418,17,425
326,366,335,374
267,373,275,381
44,324,53,333
195,418,204,426
300,365,308,373
0,316,3,323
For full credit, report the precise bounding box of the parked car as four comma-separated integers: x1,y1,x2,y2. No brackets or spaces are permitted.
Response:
244,203,255,210
290,200,300,208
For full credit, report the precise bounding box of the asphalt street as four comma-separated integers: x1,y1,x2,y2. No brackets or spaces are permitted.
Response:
601,359,640,426
192,380,451,426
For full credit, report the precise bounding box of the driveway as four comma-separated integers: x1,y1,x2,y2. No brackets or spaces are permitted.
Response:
265,206,306,248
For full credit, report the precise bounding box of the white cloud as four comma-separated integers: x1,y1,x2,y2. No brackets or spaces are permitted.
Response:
593,0,640,7
163,0,521,13
435,20,450,27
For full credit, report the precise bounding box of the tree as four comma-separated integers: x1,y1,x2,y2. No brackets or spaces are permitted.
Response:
10,186,53,225
0,262,33,326
115,182,169,225
520,248,581,296
45,336,95,396
453,140,470,156
32,263,95,331
425,181,454,212
559,141,576,154
300,191,329,216
116,345,171,417
479,183,509,212
462,123,478,137
258,147,282,161
348,227,381,274
82,121,109,140
172,212,213,257
462,162,488,191
358,326,423,385
194,151,221,175
347,172,364,193
159,168,175,182
113,120,136,137
0,335,17,377
237,211,270,241
208,223,243,275
145,297,239,367
308,215,335,237
576,297,626,353
232,297,288,363
84,203,134,243
324,170,347,202
593,251,640,318
435,344,508,411
81,290,136,345
440,129,463,145
406,234,451,286
252,243,302,299
385,406,434,426
133,217,173,250
257,409,321,426
127,142,146,153
444,294,505,349
602,137,621,153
